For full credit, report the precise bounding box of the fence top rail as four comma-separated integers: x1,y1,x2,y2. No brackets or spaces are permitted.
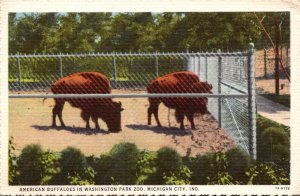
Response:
9,51,250,58
9,93,248,99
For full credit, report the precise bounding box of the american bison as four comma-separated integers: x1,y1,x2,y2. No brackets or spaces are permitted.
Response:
50,72,124,132
147,71,212,130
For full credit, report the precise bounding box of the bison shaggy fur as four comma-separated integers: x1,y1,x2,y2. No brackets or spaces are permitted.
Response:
147,71,212,130
50,72,124,132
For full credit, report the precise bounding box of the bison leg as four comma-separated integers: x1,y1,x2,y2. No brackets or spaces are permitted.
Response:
148,98,161,127
81,110,91,129
91,116,100,130
52,99,66,127
175,109,185,130
186,112,196,130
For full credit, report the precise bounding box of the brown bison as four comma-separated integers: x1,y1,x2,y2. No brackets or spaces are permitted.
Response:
50,72,124,132
147,71,212,130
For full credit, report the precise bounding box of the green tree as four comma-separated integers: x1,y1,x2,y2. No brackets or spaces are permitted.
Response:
9,12,290,53
9,13,17,54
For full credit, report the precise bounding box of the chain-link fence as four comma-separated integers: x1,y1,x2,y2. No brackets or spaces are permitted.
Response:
8,45,256,158
256,47,290,79
255,47,290,94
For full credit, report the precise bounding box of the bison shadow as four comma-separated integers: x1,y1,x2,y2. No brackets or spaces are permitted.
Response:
125,124,192,136
31,125,110,135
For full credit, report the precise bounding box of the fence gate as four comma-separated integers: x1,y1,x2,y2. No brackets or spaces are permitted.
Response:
8,43,256,159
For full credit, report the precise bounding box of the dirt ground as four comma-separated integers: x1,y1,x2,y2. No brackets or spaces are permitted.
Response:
9,89,235,156
255,49,290,95
256,78,290,94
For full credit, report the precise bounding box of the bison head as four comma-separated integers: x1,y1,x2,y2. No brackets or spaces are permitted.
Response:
106,101,124,132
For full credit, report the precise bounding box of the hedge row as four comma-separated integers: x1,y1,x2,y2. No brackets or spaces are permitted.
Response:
9,142,289,185
256,115,290,173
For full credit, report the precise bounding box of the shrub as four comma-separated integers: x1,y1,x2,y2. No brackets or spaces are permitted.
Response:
51,147,90,185
136,150,158,185
94,154,115,185
9,137,19,185
261,127,289,146
156,147,182,174
258,127,290,171
156,147,191,185
206,153,235,185
17,144,44,185
162,165,191,185
270,144,290,172
246,162,289,185
94,142,140,185
257,115,289,136
189,152,237,185
188,152,216,185
40,150,60,185
225,147,252,183
109,142,140,184
67,166,96,185
60,147,87,175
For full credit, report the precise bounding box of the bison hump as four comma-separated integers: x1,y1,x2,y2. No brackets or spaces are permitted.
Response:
147,71,212,94
51,72,111,94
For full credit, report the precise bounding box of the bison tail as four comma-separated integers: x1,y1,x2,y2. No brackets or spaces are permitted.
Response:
42,93,50,104
42,97,47,104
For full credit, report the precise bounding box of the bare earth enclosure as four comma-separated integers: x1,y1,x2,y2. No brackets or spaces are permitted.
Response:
9,89,235,156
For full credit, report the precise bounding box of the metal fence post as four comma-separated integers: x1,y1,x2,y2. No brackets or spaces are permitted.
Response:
248,43,257,160
16,52,21,87
193,55,196,73
112,52,117,83
217,49,222,128
129,51,132,80
155,52,159,77
197,54,200,76
59,53,63,77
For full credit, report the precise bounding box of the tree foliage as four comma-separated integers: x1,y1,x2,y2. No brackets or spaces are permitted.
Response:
9,12,290,54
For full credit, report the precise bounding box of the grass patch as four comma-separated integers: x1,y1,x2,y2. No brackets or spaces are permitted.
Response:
9,78,41,83
260,94,290,108
257,114,290,135
9,77,134,83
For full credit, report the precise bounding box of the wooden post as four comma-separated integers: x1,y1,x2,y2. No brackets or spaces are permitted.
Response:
275,21,280,95
217,49,222,128
264,48,267,78
205,54,208,81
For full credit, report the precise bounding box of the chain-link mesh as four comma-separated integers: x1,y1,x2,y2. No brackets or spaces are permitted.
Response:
9,53,189,91
8,51,256,157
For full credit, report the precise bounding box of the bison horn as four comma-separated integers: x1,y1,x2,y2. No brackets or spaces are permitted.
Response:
118,101,122,107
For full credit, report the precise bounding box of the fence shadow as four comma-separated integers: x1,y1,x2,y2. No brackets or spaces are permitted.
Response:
31,125,110,135
125,124,191,136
